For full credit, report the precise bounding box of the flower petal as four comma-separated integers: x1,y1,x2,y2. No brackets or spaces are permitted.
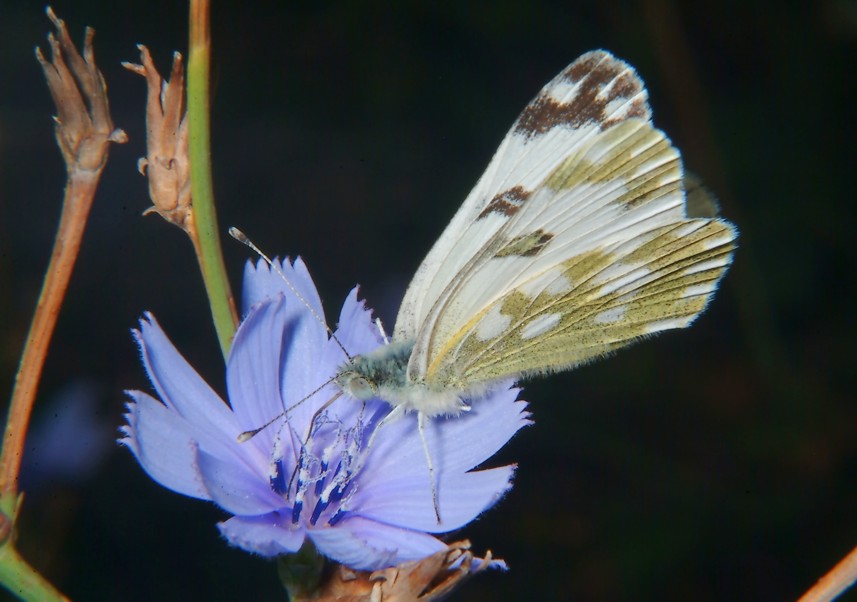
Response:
309,516,446,571
135,313,237,438
430,387,530,473
218,514,305,557
354,466,515,533
360,385,530,484
227,298,291,436
327,288,385,360
435,467,515,532
227,295,333,458
197,447,286,515
120,391,210,500
242,257,323,318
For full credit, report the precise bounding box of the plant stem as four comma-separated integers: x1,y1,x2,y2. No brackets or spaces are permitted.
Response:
798,546,857,602
0,542,69,602
0,171,100,499
0,167,99,602
187,0,238,358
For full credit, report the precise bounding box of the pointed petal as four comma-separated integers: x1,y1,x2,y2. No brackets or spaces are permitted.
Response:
328,288,385,360
361,385,529,485
136,313,268,478
354,466,515,533
120,391,210,499
218,514,306,557
309,516,446,571
197,447,285,515
242,257,324,318
197,442,285,515
434,467,515,532
431,387,530,473
197,450,285,515
135,313,236,438
227,298,291,435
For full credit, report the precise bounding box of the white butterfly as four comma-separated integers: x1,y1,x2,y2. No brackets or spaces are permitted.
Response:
336,50,737,423
235,50,736,521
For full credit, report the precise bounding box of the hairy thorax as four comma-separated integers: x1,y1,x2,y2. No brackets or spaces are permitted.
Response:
334,340,475,418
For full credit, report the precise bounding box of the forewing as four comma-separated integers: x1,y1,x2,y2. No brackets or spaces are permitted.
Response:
394,51,652,345
418,118,737,388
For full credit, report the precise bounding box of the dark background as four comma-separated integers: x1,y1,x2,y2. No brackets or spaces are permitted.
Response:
1,1,855,600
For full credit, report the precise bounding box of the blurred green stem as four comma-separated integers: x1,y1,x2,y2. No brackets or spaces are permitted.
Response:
0,495,68,602
277,541,325,600
188,0,237,357
0,534,68,602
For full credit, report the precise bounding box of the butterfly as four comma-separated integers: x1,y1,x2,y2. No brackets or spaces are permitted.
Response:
335,50,737,423
234,50,736,522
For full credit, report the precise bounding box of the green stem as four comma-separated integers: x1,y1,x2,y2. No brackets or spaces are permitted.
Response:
277,541,325,601
0,518,68,602
187,0,237,358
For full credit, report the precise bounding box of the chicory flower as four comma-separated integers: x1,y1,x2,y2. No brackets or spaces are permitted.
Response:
121,258,529,570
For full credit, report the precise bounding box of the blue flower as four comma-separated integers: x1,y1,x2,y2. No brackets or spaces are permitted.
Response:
121,258,530,571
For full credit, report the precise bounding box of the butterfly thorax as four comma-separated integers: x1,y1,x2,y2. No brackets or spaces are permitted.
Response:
334,340,472,418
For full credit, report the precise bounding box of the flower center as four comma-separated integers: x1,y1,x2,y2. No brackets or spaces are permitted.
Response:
268,410,374,527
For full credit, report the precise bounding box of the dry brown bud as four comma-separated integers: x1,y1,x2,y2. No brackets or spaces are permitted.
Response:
35,6,127,175
123,46,192,231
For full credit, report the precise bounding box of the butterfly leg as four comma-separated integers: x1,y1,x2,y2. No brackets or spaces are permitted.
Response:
354,405,441,523
362,404,405,456
349,404,409,487
417,411,442,524
374,317,390,343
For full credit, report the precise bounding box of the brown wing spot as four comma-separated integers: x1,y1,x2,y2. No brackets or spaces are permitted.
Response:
603,96,649,129
495,229,554,257
611,72,641,97
478,185,532,219
515,52,648,138
565,52,606,83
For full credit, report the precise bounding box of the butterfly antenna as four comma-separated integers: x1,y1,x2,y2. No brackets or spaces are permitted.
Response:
236,414,282,443
236,375,340,443
229,227,353,361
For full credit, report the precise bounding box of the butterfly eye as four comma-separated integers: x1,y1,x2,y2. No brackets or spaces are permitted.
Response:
352,377,376,399
337,372,378,400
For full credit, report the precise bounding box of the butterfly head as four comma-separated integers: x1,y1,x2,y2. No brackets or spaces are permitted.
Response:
333,340,413,403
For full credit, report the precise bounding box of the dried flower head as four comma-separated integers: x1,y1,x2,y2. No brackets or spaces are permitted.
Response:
123,46,192,231
36,7,127,174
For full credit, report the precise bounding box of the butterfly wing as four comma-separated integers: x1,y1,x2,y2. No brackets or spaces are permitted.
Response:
394,52,737,391
394,51,651,343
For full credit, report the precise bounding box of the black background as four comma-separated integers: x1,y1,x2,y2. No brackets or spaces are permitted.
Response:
0,1,855,600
